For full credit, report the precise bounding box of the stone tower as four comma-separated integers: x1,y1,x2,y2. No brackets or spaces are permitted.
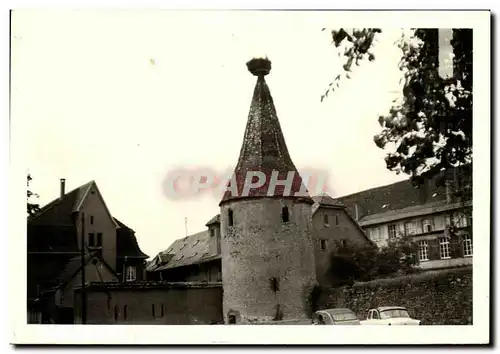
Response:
219,58,317,324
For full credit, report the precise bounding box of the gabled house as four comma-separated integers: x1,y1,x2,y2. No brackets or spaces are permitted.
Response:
27,179,148,323
311,193,374,284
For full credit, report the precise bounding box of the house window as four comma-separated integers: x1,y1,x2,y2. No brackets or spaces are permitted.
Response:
370,227,380,242
388,224,397,240
422,219,434,233
323,213,329,226
114,305,118,321
123,305,127,321
335,214,339,226
463,234,473,257
439,237,451,259
445,215,452,227
456,213,468,228
90,216,94,225
282,206,289,223
339,239,347,248
88,233,95,247
228,209,234,227
97,233,103,246
418,240,429,261
404,222,415,236
152,304,155,318
125,266,137,282
320,239,327,250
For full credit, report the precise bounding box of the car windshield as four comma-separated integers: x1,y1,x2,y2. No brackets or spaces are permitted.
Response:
379,309,410,319
331,312,358,322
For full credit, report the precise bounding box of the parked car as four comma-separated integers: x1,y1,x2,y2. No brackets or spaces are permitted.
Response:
360,306,421,325
312,308,361,325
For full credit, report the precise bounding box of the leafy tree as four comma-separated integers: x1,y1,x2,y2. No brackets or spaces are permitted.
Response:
27,173,40,216
328,238,419,285
322,28,472,185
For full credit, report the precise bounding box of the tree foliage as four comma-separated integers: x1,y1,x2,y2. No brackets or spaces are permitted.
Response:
27,174,40,216
328,238,419,286
323,28,472,185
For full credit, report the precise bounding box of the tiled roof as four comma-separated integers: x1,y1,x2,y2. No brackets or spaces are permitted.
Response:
114,218,149,259
27,224,78,253
338,165,472,222
312,192,346,207
358,200,472,227
311,192,346,215
27,253,76,297
205,214,220,226
28,251,116,298
220,58,313,205
28,181,94,225
150,230,220,272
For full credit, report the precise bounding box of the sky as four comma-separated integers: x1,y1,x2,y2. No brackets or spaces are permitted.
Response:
13,10,411,258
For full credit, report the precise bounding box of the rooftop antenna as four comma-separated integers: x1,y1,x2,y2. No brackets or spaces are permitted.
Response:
185,217,188,237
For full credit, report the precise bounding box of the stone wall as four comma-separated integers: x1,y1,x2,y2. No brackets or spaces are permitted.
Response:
74,282,223,324
220,198,317,323
317,266,472,325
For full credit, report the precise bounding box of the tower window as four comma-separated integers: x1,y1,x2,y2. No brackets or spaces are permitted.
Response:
161,304,164,317
123,305,127,321
152,304,155,318
210,228,215,236
90,216,94,225
114,305,118,321
228,209,234,227
97,233,103,246
281,206,289,222
335,214,339,226
324,214,329,226
320,239,327,250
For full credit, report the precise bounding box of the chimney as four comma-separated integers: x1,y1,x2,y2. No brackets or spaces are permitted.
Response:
354,203,359,221
60,178,66,198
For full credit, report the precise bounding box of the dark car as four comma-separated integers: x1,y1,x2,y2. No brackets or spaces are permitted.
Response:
312,308,361,325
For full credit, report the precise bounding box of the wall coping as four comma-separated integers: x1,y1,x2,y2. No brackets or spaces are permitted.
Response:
348,266,472,289
74,281,222,292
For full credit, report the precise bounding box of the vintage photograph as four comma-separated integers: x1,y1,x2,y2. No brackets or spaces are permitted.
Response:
10,9,490,345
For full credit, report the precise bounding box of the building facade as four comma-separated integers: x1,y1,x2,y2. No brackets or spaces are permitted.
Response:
339,165,472,270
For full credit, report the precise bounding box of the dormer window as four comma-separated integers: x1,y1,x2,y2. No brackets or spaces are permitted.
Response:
125,265,137,282
281,206,289,223
228,209,234,227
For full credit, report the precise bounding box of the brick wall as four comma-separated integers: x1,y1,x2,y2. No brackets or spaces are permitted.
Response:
317,266,472,325
220,198,317,324
74,283,223,324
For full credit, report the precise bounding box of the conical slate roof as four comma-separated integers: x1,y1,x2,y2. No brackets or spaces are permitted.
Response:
220,58,313,205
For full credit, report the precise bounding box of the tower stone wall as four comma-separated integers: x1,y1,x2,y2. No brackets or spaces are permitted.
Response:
220,198,316,323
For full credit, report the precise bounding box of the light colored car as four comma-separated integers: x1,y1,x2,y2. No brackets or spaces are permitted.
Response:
312,308,361,325
360,306,421,325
